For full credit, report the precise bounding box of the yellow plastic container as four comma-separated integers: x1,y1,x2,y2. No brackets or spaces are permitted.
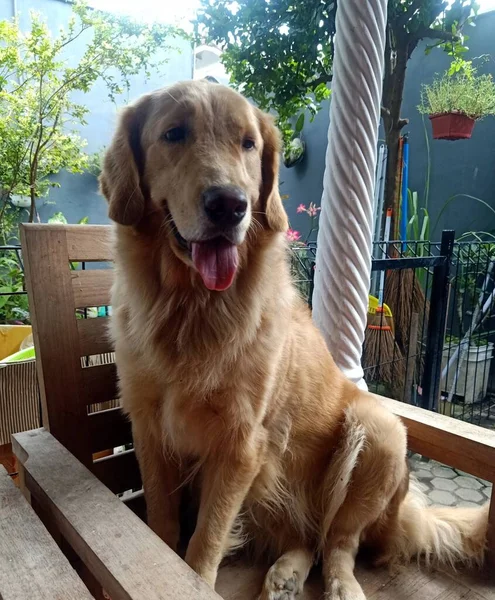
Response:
0,325,32,360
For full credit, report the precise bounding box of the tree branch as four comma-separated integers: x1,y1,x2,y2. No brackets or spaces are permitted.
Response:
416,27,459,43
57,24,92,52
38,109,61,152
40,30,126,114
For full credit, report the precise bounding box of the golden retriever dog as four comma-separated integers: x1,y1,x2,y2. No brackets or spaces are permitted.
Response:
100,80,488,600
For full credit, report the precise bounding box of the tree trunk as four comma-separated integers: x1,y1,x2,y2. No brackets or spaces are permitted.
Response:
380,28,421,242
28,187,36,223
382,44,409,216
28,155,38,223
384,124,401,209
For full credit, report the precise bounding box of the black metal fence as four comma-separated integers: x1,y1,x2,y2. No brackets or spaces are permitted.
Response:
289,241,316,308
440,240,495,427
288,232,495,430
365,232,453,412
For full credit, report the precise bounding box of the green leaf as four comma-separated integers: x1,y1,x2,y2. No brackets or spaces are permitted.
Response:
294,113,305,135
420,210,429,242
48,212,68,224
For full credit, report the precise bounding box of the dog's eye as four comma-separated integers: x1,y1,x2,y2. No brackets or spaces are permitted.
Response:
242,138,255,150
163,127,186,143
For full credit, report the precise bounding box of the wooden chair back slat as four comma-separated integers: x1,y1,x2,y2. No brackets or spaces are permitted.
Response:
72,270,113,308
93,450,141,495
20,224,137,494
65,225,113,262
89,408,132,454
122,492,146,520
78,317,113,356
82,363,118,407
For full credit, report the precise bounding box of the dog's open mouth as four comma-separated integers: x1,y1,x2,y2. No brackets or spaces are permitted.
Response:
171,221,239,292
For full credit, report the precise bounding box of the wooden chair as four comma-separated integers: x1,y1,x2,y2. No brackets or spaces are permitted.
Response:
7,222,495,600
18,223,141,509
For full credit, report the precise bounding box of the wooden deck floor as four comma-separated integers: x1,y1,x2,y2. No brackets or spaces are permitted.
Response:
216,560,495,600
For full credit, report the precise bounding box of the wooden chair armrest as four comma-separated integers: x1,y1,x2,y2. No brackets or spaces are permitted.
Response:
12,428,220,600
378,395,495,482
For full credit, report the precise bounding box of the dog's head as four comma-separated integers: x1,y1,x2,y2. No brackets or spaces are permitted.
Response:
100,80,288,291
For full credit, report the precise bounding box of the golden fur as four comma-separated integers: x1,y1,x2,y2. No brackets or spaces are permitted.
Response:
100,80,488,600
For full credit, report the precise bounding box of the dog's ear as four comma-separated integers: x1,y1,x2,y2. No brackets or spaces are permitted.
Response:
257,110,289,233
100,97,150,226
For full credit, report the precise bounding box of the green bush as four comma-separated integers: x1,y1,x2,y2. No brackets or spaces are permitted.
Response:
0,251,29,324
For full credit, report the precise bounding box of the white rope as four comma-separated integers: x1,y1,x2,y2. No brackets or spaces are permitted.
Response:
312,0,388,389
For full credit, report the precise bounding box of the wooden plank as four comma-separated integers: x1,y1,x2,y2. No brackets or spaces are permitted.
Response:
72,269,113,308
66,225,113,262
20,224,91,465
82,362,118,406
0,466,93,600
17,224,112,263
216,561,488,600
444,567,495,600
78,317,113,356
89,407,132,453
92,449,142,495
367,565,483,600
379,396,495,482
12,429,221,600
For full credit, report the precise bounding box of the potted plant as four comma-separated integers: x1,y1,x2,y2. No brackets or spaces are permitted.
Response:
283,114,306,168
418,61,495,140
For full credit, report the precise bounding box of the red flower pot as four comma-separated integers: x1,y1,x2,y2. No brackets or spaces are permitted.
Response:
429,112,475,140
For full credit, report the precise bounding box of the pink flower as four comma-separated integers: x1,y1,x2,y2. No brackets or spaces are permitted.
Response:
296,203,306,214
307,202,321,217
287,229,301,242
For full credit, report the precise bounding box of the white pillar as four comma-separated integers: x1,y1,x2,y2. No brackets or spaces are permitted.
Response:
312,0,388,389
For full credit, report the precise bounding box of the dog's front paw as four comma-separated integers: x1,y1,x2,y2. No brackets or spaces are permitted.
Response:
259,561,303,600
324,577,366,600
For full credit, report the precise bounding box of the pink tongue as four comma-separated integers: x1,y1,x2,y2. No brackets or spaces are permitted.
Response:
192,239,239,291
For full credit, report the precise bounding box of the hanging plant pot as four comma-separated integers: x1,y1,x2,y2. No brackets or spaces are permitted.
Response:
429,112,475,141
283,138,306,168
10,194,31,208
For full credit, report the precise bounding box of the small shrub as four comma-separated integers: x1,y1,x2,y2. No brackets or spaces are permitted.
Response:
0,251,29,324
418,64,495,120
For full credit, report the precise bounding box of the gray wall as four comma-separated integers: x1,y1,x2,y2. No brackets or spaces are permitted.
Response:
0,0,193,225
283,10,495,242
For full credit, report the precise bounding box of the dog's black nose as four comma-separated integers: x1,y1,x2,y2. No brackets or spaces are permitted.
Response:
202,186,247,227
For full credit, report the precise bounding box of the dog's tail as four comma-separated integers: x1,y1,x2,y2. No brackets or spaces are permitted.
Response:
387,478,488,567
